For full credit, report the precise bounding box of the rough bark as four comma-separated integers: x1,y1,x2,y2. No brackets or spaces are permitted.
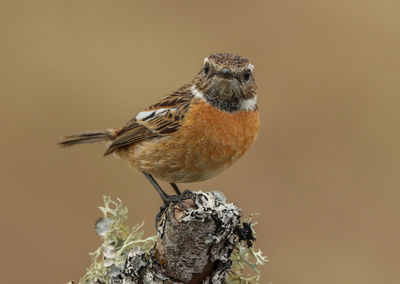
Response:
120,191,245,284
72,191,261,284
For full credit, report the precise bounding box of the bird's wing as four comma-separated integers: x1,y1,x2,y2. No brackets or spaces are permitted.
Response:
104,85,193,155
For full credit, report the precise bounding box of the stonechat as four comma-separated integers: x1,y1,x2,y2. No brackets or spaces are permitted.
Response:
59,53,260,203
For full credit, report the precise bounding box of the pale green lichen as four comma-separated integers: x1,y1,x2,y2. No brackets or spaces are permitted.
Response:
79,196,157,284
226,216,268,284
75,196,267,284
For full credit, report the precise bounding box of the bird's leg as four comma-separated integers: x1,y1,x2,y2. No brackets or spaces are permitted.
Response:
170,183,181,195
143,172,170,203
143,172,192,207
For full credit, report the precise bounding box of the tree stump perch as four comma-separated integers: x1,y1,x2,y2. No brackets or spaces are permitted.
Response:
72,191,265,284
153,191,241,283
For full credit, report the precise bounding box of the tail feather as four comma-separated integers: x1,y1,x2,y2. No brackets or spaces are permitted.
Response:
58,129,116,147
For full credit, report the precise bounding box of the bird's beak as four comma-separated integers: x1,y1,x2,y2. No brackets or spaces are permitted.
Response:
220,67,232,79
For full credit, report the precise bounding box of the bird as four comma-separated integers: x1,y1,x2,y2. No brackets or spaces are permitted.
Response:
59,53,260,204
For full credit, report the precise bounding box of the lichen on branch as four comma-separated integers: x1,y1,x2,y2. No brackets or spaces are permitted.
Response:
71,192,267,284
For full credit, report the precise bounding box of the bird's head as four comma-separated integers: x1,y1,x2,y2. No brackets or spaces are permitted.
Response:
192,53,257,112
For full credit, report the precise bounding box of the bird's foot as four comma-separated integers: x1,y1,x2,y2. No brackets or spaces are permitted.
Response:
155,190,193,229
162,190,193,208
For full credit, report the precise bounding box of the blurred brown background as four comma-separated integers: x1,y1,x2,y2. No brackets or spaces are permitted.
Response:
1,1,399,283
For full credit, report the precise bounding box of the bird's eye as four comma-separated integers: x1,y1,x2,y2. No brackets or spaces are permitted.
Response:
244,69,252,81
204,63,210,75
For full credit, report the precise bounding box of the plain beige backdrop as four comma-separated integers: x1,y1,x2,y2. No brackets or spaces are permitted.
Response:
1,1,399,283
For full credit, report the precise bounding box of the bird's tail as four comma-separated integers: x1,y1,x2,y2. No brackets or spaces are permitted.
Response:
58,129,118,147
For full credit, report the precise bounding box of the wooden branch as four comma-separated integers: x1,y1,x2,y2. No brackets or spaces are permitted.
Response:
120,191,249,283
153,191,241,283
71,191,263,284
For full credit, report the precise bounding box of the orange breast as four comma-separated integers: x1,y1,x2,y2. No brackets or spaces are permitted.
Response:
128,100,260,183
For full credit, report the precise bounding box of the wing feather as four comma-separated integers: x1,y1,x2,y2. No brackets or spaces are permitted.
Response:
104,84,193,155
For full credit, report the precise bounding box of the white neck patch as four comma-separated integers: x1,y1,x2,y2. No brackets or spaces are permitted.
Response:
240,97,257,111
190,85,205,100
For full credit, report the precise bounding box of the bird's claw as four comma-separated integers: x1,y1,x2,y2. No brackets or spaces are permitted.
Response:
155,190,193,229
162,190,193,208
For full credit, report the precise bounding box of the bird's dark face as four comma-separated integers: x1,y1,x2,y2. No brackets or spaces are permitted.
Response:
192,53,257,112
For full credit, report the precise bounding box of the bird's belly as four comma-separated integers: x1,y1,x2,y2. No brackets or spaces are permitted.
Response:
127,101,260,183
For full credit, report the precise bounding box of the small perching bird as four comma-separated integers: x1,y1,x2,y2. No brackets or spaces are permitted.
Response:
59,53,260,203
